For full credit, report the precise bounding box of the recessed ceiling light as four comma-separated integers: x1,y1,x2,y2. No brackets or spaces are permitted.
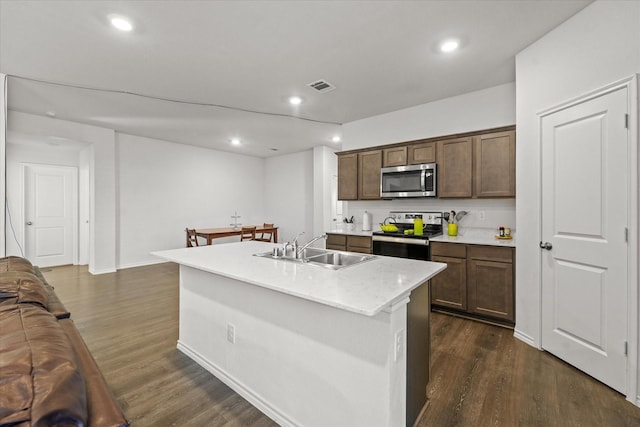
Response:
332,135,341,143
109,15,133,32
440,39,459,53
288,96,302,105
231,138,241,146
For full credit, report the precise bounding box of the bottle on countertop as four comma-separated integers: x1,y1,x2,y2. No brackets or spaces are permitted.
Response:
362,211,372,231
499,226,505,237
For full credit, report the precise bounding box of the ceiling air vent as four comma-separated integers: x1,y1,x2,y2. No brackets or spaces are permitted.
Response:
307,79,336,94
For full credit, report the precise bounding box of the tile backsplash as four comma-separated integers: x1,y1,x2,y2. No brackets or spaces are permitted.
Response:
335,198,516,233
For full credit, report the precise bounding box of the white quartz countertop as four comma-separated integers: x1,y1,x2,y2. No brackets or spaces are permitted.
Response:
152,241,446,317
429,227,516,247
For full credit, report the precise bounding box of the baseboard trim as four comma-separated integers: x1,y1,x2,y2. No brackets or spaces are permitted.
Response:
514,329,537,348
176,340,298,427
88,268,117,275
117,258,167,270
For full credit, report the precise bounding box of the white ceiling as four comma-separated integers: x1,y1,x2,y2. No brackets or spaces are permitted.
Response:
0,0,592,157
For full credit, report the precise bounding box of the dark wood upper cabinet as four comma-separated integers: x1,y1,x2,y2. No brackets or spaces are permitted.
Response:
408,141,436,165
337,153,358,200
473,130,516,198
336,125,515,201
437,137,473,198
382,146,407,167
358,150,382,200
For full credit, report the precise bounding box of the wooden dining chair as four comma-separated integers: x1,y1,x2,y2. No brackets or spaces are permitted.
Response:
240,226,256,241
255,223,274,242
186,228,200,247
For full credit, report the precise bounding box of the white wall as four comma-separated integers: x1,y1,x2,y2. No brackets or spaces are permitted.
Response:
6,111,117,274
264,150,314,244
343,82,515,151
1,73,6,257
340,83,517,231
515,0,640,400
313,145,338,238
116,133,265,268
78,146,91,265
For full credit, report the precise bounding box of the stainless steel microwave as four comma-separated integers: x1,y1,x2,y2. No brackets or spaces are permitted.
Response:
380,163,437,198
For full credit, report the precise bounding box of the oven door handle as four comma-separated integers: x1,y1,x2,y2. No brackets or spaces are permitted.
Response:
372,235,429,245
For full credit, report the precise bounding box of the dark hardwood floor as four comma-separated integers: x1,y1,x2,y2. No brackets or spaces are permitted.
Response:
43,263,640,427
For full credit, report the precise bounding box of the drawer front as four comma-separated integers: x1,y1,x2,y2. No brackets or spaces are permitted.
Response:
327,244,346,251
430,242,466,258
347,235,372,249
467,245,513,263
326,233,347,247
347,246,372,254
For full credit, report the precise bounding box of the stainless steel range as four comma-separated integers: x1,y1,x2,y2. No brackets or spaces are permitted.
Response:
372,211,443,261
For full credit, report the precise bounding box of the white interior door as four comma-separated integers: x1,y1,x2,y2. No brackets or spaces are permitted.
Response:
24,164,78,267
541,86,629,394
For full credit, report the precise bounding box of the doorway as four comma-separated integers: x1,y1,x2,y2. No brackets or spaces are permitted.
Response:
540,83,631,394
23,163,78,267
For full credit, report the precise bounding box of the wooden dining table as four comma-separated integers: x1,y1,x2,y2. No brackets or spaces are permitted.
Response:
195,225,279,245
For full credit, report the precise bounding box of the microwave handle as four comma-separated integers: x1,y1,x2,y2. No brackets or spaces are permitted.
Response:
421,169,426,191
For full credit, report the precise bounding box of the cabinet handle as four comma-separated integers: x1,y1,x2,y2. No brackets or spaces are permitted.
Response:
539,241,552,250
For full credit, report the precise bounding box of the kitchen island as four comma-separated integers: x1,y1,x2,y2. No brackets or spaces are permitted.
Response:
153,241,446,427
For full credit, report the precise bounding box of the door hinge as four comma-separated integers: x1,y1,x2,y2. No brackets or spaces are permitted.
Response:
625,227,629,243
625,113,629,129
625,341,628,356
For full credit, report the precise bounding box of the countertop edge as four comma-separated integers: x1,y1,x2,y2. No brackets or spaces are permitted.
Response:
152,244,447,317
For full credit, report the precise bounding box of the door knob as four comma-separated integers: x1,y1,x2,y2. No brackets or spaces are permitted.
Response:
539,241,552,250
26,221,33,226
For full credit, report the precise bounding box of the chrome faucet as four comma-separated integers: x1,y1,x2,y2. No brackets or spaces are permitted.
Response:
296,234,328,259
283,232,305,258
285,231,304,258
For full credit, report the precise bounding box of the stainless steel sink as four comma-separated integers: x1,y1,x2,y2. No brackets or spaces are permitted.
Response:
253,249,376,270
306,252,376,270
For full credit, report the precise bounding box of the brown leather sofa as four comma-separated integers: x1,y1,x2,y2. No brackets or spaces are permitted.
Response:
0,256,129,427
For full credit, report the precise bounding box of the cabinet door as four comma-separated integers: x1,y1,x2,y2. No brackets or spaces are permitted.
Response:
430,255,467,310
358,150,382,200
326,233,347,251
337,153,358,200
346,236,372,254
474,130,515,198
437,137,473,198
467,259,514,322
383,146,407,167
408,141,436,164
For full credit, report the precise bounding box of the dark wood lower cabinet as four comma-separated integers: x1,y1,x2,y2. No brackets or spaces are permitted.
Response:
430,255,467,310
468,259,514,322
326,233,372,254
430,242,515,326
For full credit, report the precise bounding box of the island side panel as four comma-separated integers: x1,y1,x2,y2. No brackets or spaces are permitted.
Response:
178,265,408,427
406,280,431,427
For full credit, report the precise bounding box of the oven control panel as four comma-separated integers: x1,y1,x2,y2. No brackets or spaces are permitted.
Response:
388,211,442,225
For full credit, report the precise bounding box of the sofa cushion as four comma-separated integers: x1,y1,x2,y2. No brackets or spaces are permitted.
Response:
0,271,49,310
0,304,88,426
0,256,36,274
